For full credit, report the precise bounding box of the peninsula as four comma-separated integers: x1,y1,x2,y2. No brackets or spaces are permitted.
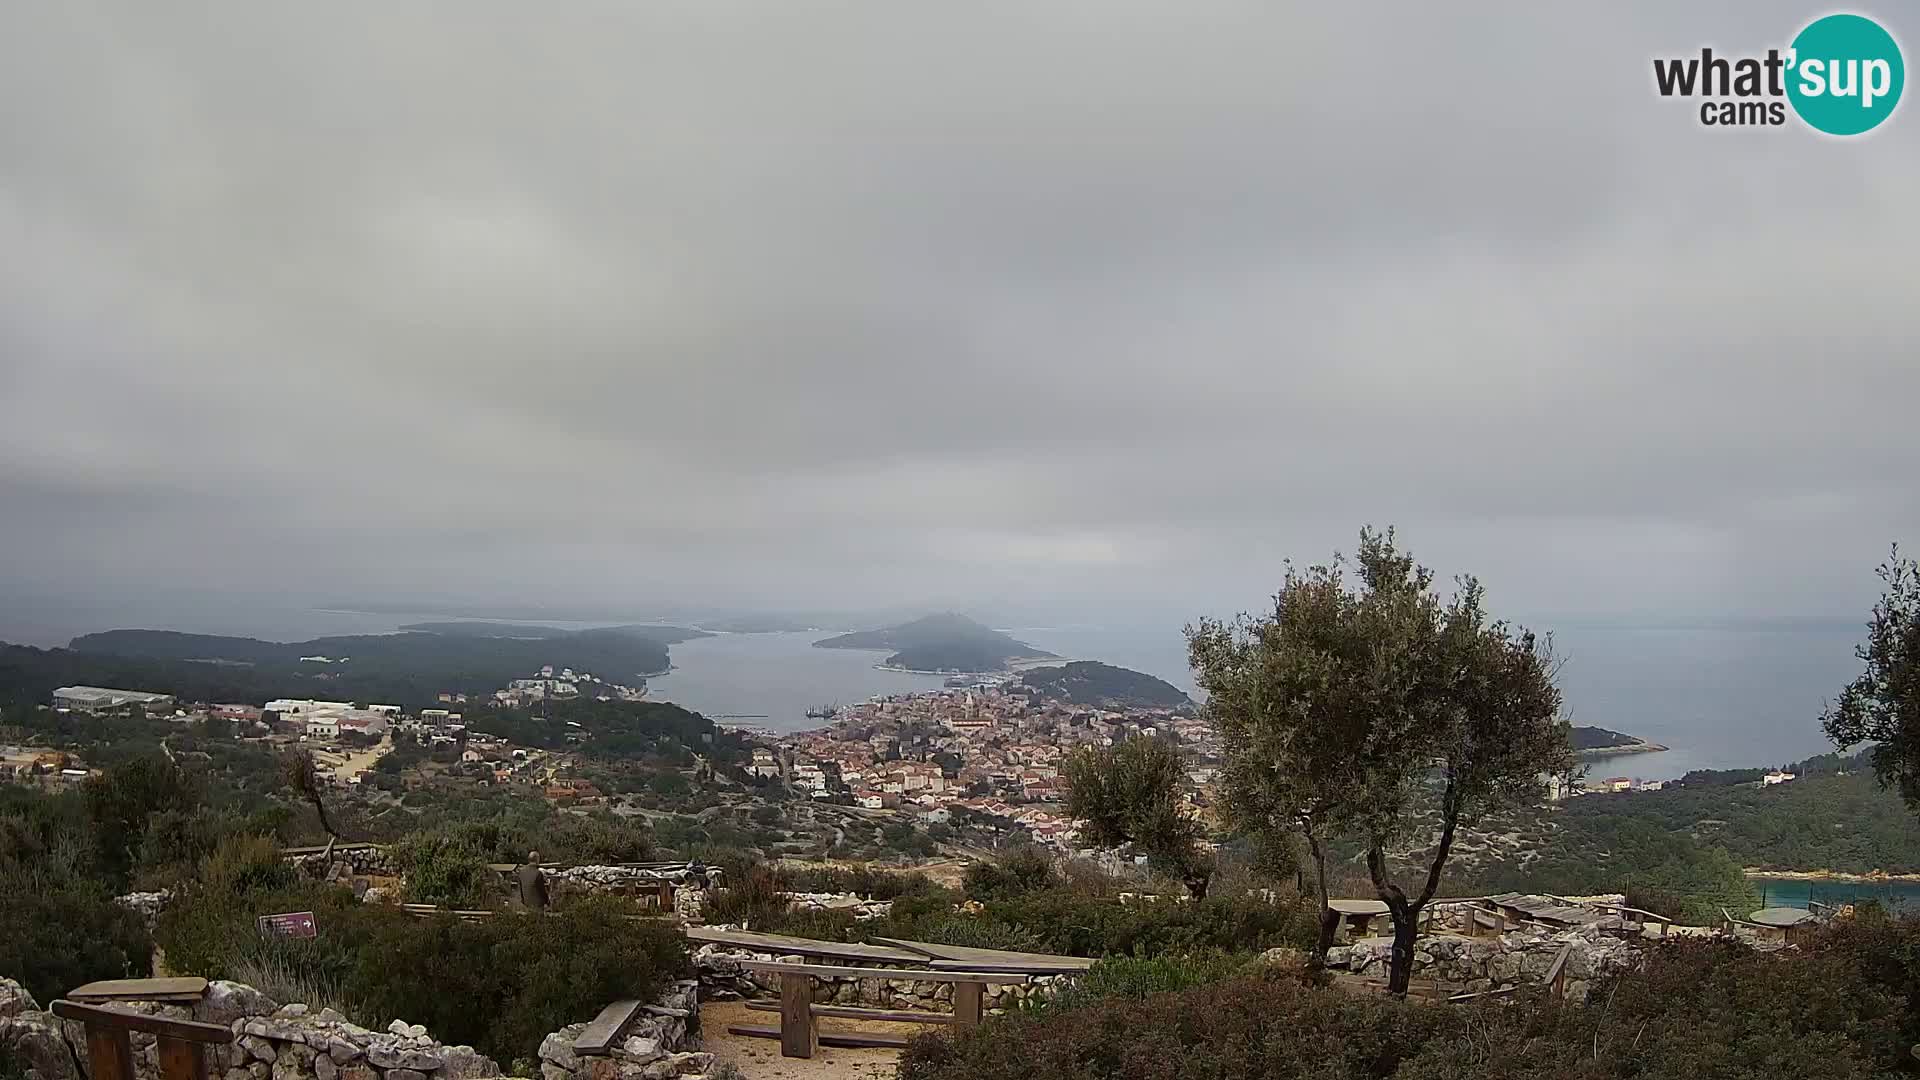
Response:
812,612,1056,673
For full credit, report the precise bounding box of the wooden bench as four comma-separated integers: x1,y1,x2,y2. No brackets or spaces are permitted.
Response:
725,961,1029,1059
52,1001,232,1080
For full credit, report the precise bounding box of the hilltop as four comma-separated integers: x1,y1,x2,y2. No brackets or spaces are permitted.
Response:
21,624,681,707
1019,661,1191,709
812,612,1056,673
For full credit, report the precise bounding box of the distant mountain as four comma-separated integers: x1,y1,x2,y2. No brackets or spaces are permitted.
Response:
1019,661,1191,709
48,624,679,706
813,613,1056,673
398,621,709,644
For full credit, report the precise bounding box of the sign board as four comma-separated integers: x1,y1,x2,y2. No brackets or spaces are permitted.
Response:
258,911,317,939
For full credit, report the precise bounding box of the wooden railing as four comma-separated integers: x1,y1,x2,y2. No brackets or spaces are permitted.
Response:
51,1001,232,1080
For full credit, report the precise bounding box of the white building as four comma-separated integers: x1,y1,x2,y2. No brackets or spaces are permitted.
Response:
305,718,340,740
1763,770,1797,785
52,686,175,713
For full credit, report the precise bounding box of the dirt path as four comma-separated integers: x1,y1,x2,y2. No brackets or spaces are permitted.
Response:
699,1000,907,1080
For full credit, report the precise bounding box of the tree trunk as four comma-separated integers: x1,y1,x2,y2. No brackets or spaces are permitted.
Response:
1365,844,1419,997
1183,871,1209,900
1307,833,1338,964
1385,907,1420,996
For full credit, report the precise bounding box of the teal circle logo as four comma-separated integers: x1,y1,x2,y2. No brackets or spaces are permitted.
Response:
1787,14,1904,135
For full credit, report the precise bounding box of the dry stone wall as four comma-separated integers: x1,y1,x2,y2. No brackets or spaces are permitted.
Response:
692,942,1073,1014
533,982,709,1080
0,978,719,1080
1327,923,1643,1003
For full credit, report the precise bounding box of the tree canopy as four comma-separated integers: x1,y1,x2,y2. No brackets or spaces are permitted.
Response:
1823,545,1920,807
1189,527,1572,993
1063,736,1211,897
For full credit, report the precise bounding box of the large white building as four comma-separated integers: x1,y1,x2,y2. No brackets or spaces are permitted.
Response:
52,686,175,713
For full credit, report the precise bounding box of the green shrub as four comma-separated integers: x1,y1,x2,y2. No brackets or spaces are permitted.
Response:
899,938,1909,1080
705,864,788,929
963,847,1059,901
1052,951,1252,1008
345,897,687,1062
0,866,152,1005
394,831,497,909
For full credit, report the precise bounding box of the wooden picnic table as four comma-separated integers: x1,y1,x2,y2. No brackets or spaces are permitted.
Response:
727,961,1029,1059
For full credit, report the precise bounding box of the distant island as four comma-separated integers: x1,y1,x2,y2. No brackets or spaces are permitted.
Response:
398,620,709,644
33,624,685,706
1571,725,1667,755
813,612,1057,673
1019,661,1191,709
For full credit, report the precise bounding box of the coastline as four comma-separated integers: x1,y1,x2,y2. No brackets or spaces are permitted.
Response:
1745,868,1920,883
1577,738,1669,757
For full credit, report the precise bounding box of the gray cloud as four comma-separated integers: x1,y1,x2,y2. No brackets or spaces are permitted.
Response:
2,1,1917,642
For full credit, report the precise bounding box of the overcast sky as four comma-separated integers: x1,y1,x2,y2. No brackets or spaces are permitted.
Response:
2,2,1916,645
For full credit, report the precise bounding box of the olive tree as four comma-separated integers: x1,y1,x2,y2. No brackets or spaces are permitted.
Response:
1063,735,1213,898
1823,546,1920,805
1189,528,1570,995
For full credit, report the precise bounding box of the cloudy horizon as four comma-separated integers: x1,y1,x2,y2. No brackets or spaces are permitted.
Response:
4,2,1917,647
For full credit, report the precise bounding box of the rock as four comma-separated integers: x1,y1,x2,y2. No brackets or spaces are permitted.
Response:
386,1021,412,1037
386,1069,428,1080
438,1045,500,1079
271,1052,316,1080
1,1014,82,1080
538,1029,585,1072
326,1039,363,1066
337,1067,377,1080
199,983,277,1027
667,1052,714,1075
542,1065,575,1080
0,978,39,1019
276,1005,310,1020
239,1035,279,1063
365,1040,443,1071
248,1062,271,1080
1324,946,1352,968
615,1036,662,1064
314,1054,337,1080
242,1020,306,1043
1257,947,1308,970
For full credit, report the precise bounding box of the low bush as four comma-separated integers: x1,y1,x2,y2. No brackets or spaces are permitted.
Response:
393,830,498,909
157,872,686,1064
780,863,945,900
345,897,687,1062
899,937,1909,1080
963,846,1059,901
0,867,152,1005
1048,951,1253,1009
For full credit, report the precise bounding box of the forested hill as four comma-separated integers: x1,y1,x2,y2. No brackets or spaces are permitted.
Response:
1019,661,1191,709
0,625,678,707
1570,725,1659,751
813,613,1056,672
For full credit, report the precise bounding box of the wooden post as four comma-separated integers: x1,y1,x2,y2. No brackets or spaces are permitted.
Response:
157,1037,206,1080
952,980,984,1029
779,972,817,1059
85,1025,137,1080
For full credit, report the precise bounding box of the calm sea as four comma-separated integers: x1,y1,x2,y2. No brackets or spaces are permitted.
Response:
1750,876,1920,912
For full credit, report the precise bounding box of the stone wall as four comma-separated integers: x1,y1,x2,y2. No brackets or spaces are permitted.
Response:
1327,923,1643,1003
0,978,720,1080
691,943,1073,1015
534,982,710,1080
287,847,400,879
779,893,892,921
